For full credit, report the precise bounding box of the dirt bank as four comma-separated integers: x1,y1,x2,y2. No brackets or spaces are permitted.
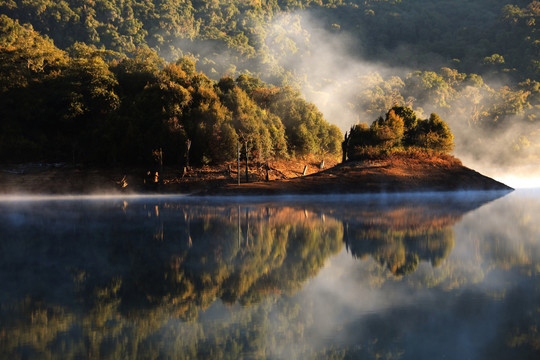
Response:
200,154,513,195
0,154,512,196
0,156,338,195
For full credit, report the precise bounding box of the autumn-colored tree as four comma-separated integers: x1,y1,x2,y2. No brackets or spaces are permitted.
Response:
0,15,68,91
370,109,405,149
347,106,454,159
415,113,455,153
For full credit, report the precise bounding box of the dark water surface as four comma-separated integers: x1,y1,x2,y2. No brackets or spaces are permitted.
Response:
1,190,539,359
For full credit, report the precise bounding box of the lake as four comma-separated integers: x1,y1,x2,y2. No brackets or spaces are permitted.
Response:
1,190,539,359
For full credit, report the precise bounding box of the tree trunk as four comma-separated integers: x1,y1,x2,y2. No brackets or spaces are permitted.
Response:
237,142,241,185
245,141,249,183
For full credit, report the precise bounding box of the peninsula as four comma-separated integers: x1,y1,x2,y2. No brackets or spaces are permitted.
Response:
0,153,512,196
201,153,512,196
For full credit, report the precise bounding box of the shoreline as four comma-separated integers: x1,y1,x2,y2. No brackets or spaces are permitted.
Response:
0,154,513,196
0,189,514,202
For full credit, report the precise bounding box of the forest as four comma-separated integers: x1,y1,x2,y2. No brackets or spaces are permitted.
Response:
0,0,538,169
0,14,341,165
0,1,537,81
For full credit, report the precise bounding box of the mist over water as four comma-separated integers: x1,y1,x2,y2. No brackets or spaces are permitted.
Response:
1,190,540,359
295,190,540,358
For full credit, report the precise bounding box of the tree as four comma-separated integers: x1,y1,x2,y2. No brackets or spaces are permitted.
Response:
424,113,455,153
236,73,265,95
263,86,342,157
388,106,418,145
347,107,454,159
111,46,162,97
60,52,120,163
370,109,405,149
0,14,67,91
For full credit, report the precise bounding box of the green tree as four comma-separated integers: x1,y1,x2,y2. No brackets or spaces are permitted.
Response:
236,73,265,95
60,51,120,163
424,113,455,153
0,14,67,91
264,86,342,156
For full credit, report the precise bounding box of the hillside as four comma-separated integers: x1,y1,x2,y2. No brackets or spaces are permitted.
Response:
1,1,536,81
1,1,538,178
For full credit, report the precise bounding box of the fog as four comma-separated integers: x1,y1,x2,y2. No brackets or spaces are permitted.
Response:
259,11,540,188
262,12,408,130
0,193,190,202
275,189,540,358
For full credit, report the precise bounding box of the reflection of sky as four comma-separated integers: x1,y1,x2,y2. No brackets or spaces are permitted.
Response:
286,189,540,359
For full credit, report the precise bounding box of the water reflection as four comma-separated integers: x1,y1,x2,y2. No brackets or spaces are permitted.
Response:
1,190,540,359
0,200,343,311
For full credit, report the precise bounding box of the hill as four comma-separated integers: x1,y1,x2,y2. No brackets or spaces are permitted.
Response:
1,2,539,176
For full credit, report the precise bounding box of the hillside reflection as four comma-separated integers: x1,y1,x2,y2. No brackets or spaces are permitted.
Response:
337,192,504,276
306,190,540,360
0,191,523,359
0,201,344,315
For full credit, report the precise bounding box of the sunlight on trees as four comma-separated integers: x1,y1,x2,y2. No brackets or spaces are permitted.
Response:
347,106,454,159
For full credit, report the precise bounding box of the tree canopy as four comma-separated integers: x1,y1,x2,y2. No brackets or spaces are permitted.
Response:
1,1,537,81
346,106,454,159
0,17,341,165
1,0,539,169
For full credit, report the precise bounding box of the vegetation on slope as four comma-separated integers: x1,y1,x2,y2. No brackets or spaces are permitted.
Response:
0,1,537,81
0,15,341,165
0,0,538,169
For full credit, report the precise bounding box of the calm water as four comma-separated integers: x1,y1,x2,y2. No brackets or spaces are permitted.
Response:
1,190,539,359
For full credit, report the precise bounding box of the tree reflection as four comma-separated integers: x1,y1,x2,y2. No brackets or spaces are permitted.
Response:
106,204,344,318
0,191,519,359
337,193,510,277
345,213,455,276
0,200,343,359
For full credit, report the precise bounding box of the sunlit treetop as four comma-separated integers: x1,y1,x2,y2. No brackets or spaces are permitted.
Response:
346,106,454,159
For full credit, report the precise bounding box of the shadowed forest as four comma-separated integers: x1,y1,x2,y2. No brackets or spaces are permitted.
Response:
0,16,341,165
1,0,538,173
